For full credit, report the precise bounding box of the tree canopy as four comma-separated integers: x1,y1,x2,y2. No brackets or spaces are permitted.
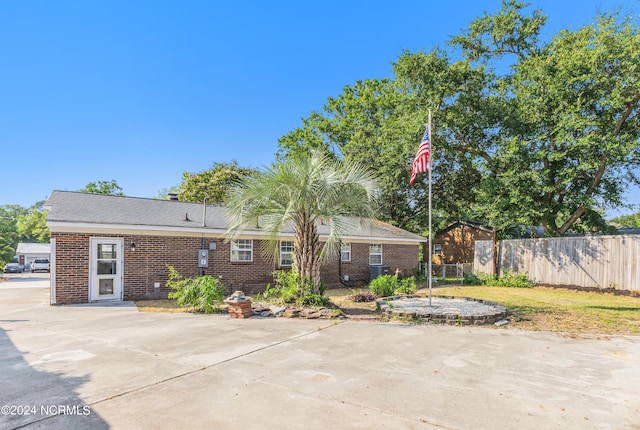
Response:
80,180,124,196
609,210,640,228
0,202,49,267
0,207,20,266
177,161,258,204
277,0,640,238
17,201,49,244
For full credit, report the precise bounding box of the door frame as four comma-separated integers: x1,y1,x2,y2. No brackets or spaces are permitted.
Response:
50,237,56,304
89,237,124,302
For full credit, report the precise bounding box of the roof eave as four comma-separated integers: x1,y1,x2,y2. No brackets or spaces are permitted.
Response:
46,221,425,244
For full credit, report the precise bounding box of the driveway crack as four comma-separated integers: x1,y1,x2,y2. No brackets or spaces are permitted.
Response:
89,320,345,406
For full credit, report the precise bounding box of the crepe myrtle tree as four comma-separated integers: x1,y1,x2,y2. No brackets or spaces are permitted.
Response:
224,151,378,293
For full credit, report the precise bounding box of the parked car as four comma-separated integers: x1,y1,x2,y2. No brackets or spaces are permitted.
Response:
31,259,50,273
3,263,23,273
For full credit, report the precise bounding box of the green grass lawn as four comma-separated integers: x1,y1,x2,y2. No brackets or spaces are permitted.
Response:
428,285,640,335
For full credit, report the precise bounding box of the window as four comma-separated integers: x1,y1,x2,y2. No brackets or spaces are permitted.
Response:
340,243,351,262
369,244,382,265
231,239,253,262
97,244,117,275
433,244,443,255
280,241,294,266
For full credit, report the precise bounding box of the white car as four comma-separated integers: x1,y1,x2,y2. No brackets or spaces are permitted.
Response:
31,259,50,273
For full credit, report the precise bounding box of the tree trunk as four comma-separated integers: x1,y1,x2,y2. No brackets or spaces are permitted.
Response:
293,214,322,294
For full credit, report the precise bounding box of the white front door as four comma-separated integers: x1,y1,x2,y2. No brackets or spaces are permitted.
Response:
89,238,123,301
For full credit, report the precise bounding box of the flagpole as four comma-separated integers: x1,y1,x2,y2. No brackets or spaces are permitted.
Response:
428,109,433,306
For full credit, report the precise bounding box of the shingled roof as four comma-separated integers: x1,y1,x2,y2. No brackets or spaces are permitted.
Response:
435,220,495,235
16,243,51,254
45,191,425,243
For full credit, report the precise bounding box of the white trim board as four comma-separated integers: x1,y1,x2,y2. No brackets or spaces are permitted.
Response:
47,222,425,245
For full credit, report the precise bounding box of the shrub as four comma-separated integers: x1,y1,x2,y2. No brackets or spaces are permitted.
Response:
463,273,483,285
166,265,226,313
255,283,279,301
296,291,329,307
369,275,398,297
494,270,534,288
271,270,300,303
476,272,497,285
462,270,532,287
369,275,417,297
166,265,188,290
395,276,417,295
266,269,330,307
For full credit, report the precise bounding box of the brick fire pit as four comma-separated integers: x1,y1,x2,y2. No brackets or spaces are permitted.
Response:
224,291,253,319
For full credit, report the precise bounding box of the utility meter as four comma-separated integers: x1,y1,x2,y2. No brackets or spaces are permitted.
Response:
198,249,209,268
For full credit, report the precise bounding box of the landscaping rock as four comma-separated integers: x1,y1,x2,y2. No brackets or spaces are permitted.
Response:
283,309,301,318
269,305,286,316
377,295,508,326
253,305,342,320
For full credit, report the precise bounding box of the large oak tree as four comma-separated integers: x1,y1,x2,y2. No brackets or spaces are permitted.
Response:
278,0,640,237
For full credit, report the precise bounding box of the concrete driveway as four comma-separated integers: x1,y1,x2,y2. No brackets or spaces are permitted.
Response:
1,276,639,429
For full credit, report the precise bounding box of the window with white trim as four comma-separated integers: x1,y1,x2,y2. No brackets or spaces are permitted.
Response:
280,241,294,266
433,244,443,255
369,243,382,265
340,243,351,262
231,239,253,262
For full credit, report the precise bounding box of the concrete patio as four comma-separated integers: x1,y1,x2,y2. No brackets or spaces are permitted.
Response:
1,276,639,429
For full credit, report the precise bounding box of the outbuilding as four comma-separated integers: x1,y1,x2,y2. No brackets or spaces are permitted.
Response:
45,191,424,305
15,242,51,271
432,220,496,265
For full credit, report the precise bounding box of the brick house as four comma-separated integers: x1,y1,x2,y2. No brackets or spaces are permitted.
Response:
432,220,495,265
45,191,424,304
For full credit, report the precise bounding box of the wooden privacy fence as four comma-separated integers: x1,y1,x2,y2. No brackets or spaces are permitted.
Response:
473,240,494,274
476,235,639,291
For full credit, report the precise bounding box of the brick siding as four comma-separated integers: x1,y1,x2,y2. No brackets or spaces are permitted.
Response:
53,233,91,304
51,232,419,304
321,243,419,288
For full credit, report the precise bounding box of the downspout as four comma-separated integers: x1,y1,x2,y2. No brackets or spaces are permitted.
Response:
201,197,208,276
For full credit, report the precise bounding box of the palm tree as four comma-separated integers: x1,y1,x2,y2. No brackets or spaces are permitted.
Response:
225,151,378,293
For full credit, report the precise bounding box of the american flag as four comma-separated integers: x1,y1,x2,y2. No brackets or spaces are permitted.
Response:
409,125,430,185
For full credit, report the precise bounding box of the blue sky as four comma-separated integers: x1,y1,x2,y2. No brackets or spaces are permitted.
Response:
1,0,638,218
